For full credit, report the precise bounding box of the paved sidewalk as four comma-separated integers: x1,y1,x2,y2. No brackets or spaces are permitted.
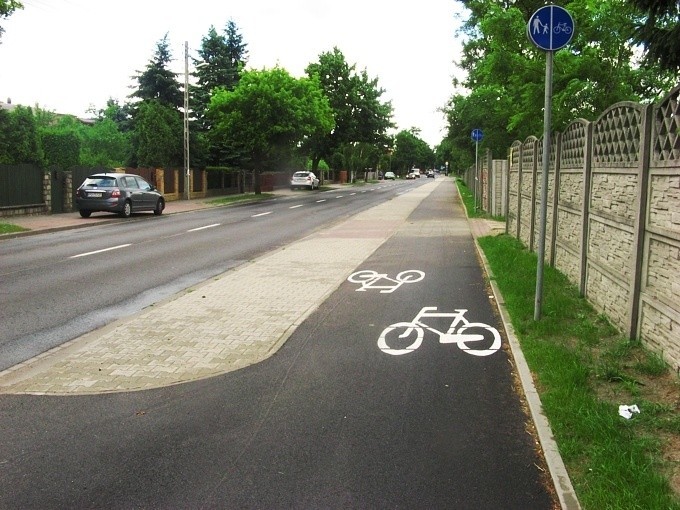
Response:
1,180,464,394
0,180,509,396
0,180,506,395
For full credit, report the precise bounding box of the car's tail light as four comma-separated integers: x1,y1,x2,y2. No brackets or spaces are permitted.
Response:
111,189,121,198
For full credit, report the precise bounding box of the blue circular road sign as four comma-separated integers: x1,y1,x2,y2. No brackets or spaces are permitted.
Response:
471,129,483,142
527,5,574,51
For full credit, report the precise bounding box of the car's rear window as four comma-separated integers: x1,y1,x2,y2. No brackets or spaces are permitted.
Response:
293,172,309,177
82,176,117,187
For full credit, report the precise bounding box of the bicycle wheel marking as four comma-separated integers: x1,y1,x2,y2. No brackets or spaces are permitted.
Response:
347,269,425,294
377,307,502,357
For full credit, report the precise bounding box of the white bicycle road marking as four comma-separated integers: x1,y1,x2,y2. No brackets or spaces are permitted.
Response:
347,269,425,293
378,307,501,357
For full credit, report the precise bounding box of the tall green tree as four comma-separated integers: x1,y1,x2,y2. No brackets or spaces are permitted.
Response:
223,19,248,91
391,130,435,175
130,33,183,110
90,98,134,133
193,20,249,165
628,0,680,71
0,0,22,42
336,142,381,182
0,108,10,162
134,100,183,168
0,105,41,165
445,0,677,164
38,116,81,170
193,22,248,123
207,67,334,194
305,47,394,173
79,118,130,167
128,35,183,167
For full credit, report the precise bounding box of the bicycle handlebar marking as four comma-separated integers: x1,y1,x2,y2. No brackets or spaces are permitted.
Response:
347,269,425,294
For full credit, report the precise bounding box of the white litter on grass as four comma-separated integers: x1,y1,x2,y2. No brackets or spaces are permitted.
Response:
618,404,640,419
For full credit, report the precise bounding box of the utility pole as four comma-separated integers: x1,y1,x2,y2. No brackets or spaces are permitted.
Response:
183,41,190,201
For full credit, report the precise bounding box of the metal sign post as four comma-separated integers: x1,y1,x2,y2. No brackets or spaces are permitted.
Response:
527,5,574,320
471,129,483,211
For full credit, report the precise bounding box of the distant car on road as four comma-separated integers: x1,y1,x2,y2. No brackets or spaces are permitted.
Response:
76,173,165,218
290,171,320,190
407,170,420,179
426,170,435,178
384,171,396,180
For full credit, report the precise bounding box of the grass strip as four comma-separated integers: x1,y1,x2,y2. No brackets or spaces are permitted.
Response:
454,178,678,508
0,223,29,234
478,234,679,509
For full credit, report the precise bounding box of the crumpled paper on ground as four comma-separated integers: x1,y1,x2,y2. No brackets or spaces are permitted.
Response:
618,404,640,419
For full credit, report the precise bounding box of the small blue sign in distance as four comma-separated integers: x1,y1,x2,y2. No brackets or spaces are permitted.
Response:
527,5,574,51
471,128,483,142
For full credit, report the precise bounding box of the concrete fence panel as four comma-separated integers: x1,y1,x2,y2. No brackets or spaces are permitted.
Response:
520,137,539,250
585,101,650,337
639,84,680,368
554,119,591,294
499,82,679,371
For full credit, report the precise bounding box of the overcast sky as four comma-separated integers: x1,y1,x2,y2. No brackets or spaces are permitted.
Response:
0,0,468,147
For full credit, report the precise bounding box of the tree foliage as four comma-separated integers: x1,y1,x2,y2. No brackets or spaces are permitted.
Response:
38,116,82,170
130,33,182,110
40,131,80,170
390,130,435,175
193,21,248,130
628,0,680,71
0,105,40,165
0,0,22,42
305,47,394,172
442,0,678,169
334,142,381,182
133,100,182,168
192,20,249,167
0,104,130,168
80,118,130,167
208,67,334,193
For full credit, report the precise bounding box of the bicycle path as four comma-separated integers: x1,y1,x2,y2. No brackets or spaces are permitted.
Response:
0,177,578,509
222,175,555,507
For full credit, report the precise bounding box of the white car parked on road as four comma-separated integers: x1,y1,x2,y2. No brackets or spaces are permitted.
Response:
290,171,320,190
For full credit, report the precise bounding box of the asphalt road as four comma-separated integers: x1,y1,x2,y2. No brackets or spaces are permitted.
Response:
0,181,416,371
0,180,557,508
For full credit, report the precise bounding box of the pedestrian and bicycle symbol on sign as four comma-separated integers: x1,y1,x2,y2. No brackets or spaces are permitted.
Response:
347,270,502,357
527,5,575,51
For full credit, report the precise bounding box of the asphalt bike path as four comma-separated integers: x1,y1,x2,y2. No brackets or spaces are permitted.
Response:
194,178,556,508
0,178,566,508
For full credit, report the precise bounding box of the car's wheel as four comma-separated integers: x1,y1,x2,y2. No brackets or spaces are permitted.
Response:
79,210,91,218
120,200,132,218
154,199,164,215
